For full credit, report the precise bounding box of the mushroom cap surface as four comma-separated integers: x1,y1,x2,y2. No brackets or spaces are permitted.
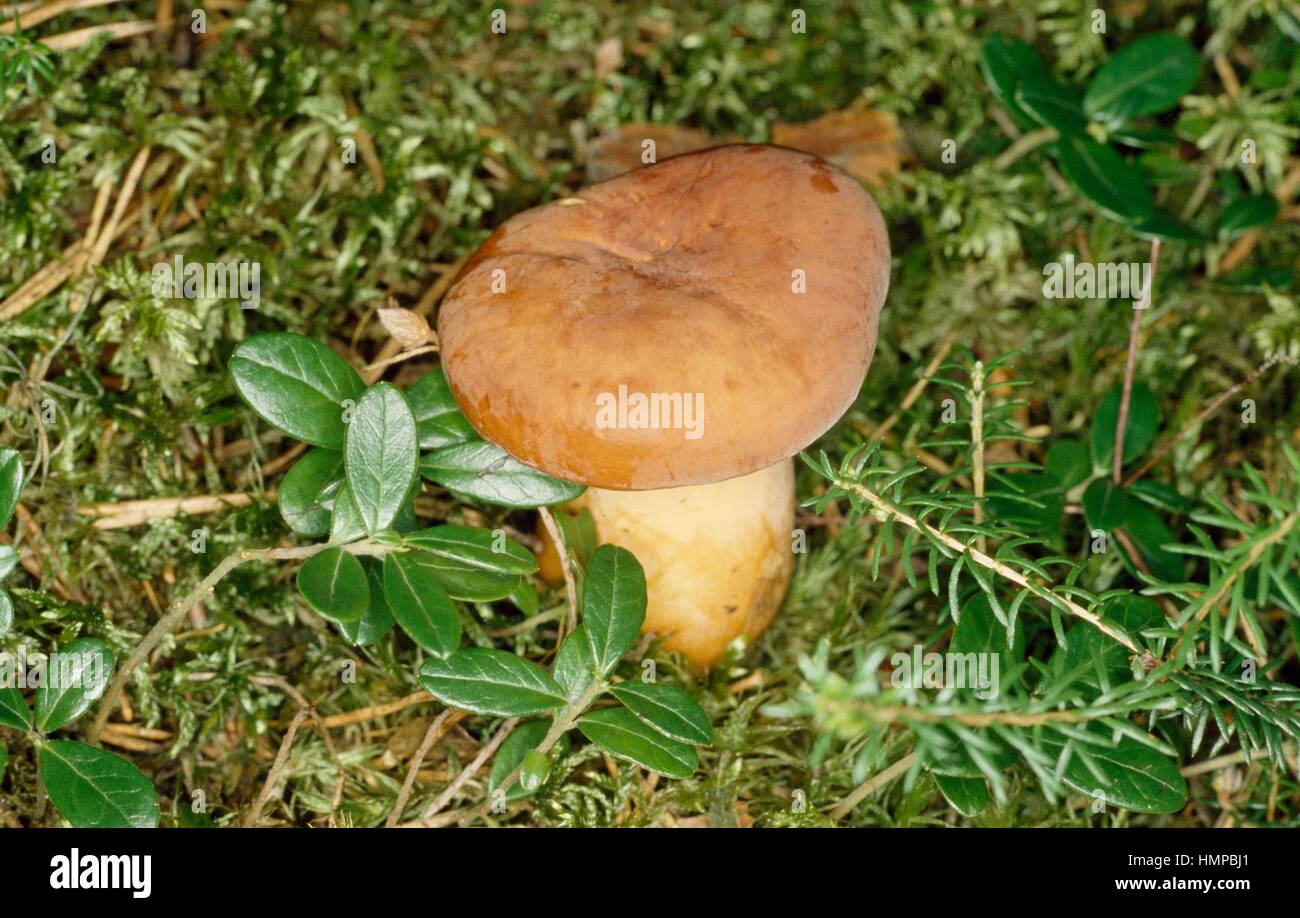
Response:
438,144,890,490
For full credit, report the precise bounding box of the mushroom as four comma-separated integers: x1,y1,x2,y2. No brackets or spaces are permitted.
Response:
438,144,890,666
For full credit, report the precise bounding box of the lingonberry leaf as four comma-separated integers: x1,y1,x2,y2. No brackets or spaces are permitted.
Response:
229,333,364,448
345,384,418,534
39,740,159,828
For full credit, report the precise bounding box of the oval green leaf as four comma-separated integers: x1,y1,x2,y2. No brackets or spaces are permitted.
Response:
278,448,343,537
1044,730,1187,813
1091,383,1159,468
554,625,598,706
418,647,565,717
329,481,367,544
382,553,460,658
1015,73,1087,136
488,719,551,801
0,684,30,731
0,544,19,581
0,448,21,529
1084,34,1199,128
1055,135,1154,222
608,682,713,745
297,547,369,624
229,333,364,448
406,370,478,449
1044,440,1091,489
0,586,11,639
583,545,647,675
345,384,418,534
420,441,585,509
421,557,520,602
1082,478,1137,532
1122,503,1184,582
39,740,160,828
981,33,1049,126
339,560,396,646
404,525,538,575
578,707,697,778
1219,194,1279,240
935,774,989,817
35,637,114,733
1131,210,1205,243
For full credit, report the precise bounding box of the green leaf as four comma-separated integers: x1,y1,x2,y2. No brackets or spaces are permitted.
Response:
953,593,1025,663
1122,503,1184,582
35,637,114,733
1044,440,1090,488
488,719,551,801
1110,124,1177,149
1215,266,1293,292
406,369,477,449
583,545,647,675
418,648,566,717
554,625,598,706
985,473,1065,531
229,333,364,449
345,384,418,534
1084,34,1200,128
935,774,989,817
1091,383,1158,468
554,508,598,568
420,440,584,509
578,707,697,778
1055,135,1154,222
419,556,520,602
38,740,160,828
329,481,367,543
1055,595,1160,696
981,33,1049,126
0,586,11,638
509,581,540,615
1082,478,1136,531
1131,210,1205,243
1219,194,1279,239
0,685,30,730
0,545,14,580
405,525,537,575
339,560,396,646
1130,480,1190,513
608,682,713,745
0,448,21,529
520,749,550,791
278,448,343,537
1015,73,1087,135
296,547,369,624
1041,730,1187,813
382,553,460,658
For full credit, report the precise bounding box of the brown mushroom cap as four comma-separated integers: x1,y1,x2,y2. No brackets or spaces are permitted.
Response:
438,144,890,490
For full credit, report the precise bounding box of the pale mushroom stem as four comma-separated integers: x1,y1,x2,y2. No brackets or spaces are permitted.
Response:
541,460,796,667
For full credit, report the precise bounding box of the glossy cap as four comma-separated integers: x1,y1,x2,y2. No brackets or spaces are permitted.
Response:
437,144,890,490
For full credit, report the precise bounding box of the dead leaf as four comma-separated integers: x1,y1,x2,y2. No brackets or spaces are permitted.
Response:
595,37,624,79
378,306,435,350
586,108,907,186
772,109,908,187
585,124,738,183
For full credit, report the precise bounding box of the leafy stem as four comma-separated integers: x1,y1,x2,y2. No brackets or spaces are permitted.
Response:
829,475,1142,655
